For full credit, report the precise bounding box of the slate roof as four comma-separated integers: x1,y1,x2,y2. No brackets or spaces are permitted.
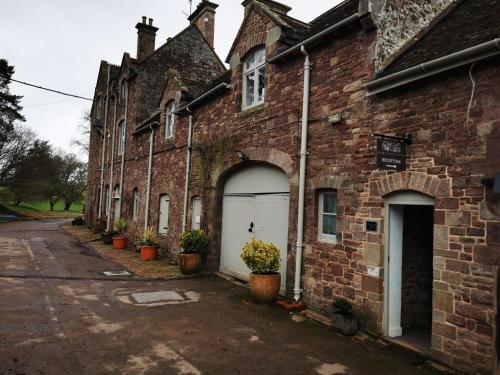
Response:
132,25,225,126
179,70,232,108
379,0,500,77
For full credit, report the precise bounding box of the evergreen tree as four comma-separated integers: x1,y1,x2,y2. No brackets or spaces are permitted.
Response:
0,59,25,149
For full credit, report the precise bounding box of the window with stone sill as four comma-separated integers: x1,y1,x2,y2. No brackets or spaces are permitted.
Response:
132,188,139,221
117,121,125,156
318,191,337,243
165,101,175,139
120,80,127,102
242,48,266,109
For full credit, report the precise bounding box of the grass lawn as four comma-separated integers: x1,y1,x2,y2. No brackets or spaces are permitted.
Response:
2,201,83,219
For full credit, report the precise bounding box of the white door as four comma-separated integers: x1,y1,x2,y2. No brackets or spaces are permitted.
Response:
220,195,255,280
113,186,121,221
255,194,289,294
158,195,169,234
220,194,289,294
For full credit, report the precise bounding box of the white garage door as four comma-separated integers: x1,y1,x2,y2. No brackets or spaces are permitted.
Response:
220,165,290,294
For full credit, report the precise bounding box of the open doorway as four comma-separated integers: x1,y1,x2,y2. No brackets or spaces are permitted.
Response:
384,192,435,353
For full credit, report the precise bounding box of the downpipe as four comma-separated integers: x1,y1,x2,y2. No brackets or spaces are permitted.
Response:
144,125,155,229
106,99,117,232
294,45,311,303
182,109,194,233
118,82,129,219
98,66,111,218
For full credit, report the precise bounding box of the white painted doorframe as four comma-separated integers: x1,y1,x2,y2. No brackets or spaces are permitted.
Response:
383,192,434,337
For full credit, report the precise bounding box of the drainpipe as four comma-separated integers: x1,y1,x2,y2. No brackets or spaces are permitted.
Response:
118,82,129,219
106,99,117,232
293,45,312,303
182,108,194,233
144,125,155,229
98,65,111,218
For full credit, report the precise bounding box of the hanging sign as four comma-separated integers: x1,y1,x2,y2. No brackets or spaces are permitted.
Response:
376,135,406,172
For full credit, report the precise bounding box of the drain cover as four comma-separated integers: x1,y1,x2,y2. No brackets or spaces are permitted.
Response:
103,271,131,276
131,291,184,304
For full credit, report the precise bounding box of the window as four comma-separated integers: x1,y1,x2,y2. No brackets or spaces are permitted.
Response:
166,101,175,139
104,185,110,215
95,96,102,120
158,194,170,234
132,188,139,221
120,80,127,101
117,121,126,156
192,196,202,230
243,48,265,109
318,191,337,243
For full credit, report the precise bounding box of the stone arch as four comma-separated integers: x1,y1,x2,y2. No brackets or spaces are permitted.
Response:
215,147,295,189
307,175,353,190
370,171,450,198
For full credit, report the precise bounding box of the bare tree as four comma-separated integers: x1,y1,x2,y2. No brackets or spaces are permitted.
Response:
0,124,36,183
71,110,91,155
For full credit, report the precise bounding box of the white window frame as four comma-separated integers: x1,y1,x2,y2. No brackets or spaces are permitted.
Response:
95,97,101,120
117,121,125,156
191,196,202,230
104,186,110,215
158,194,170,235
242,48,266,109
166,101,175,139
318,191,337,243
132,189,139,221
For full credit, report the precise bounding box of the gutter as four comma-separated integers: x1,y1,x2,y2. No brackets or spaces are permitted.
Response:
268,13,361,64
176,83,231,113
365,38,500,96
98,65,111,218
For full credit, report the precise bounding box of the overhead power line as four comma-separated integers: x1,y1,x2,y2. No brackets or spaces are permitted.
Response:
10,78,93,101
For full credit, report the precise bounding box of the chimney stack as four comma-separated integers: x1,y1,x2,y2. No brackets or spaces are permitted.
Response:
188,0,219,49
135,16,159,61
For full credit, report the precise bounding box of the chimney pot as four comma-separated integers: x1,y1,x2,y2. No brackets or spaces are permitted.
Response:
142,16,147,24
148,18,153,26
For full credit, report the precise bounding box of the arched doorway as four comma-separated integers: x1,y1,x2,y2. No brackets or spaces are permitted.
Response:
384,191,435,351
220,165,290,294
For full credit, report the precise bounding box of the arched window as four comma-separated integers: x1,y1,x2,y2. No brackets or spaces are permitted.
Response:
191,196,202,230
117,120,125,156
243,47,266,109
158,194,170,234
95,96,102,120
104,185,110,215
165,101,175,139
132,188,139,221
120,79,127,101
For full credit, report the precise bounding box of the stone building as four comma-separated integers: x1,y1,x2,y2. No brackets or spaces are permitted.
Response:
86,0,500,373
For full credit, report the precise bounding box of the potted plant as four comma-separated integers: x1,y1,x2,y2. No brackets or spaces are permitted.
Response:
179,229,208,275
331,299,358,336
93,217,106,234
140,227,159,261
241,238,281,304
112,218,128,250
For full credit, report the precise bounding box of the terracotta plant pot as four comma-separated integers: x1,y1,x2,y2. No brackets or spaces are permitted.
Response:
249,272,281,304
112,236,127,250
178,252,201,275
140,246,158,261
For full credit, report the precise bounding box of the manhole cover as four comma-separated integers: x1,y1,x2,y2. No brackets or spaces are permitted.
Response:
131,291,184,304
103,271,131,276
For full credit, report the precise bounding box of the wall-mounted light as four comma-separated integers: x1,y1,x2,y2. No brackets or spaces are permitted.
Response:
236,151,248,161
402,133,413,146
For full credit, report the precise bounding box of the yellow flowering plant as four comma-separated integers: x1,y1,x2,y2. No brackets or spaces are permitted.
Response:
241,238,280,275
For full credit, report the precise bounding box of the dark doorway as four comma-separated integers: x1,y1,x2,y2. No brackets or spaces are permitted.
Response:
400,205,434,351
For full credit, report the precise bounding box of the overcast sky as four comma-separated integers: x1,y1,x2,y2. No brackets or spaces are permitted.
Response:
1,0,342,160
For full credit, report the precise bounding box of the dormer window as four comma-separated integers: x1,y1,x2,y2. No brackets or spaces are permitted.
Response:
166,101,175,139
243,48,265,109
